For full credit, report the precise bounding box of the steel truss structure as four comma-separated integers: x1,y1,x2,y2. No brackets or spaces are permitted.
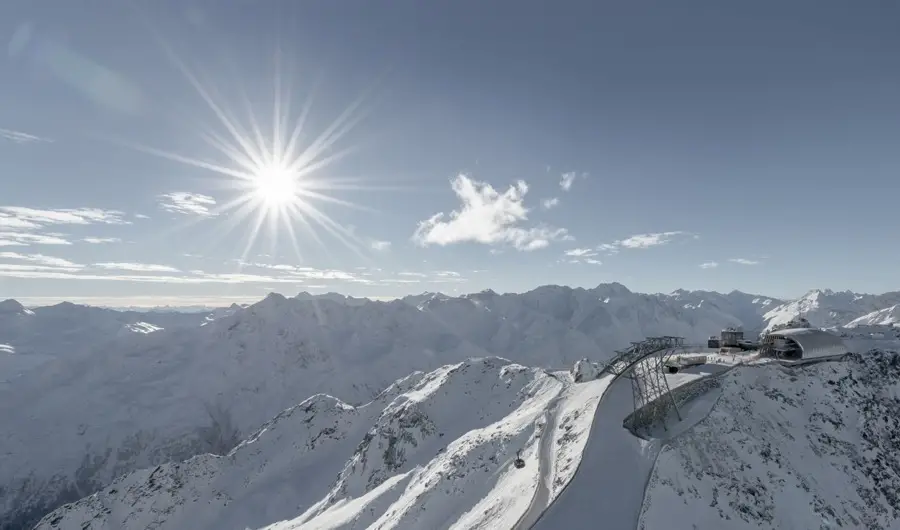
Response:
599,335,685,430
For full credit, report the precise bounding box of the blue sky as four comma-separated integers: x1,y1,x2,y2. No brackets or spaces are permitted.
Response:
1,1,899,306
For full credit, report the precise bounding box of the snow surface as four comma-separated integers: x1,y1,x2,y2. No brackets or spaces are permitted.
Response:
846,304,900,327
10,284,900,529
33,358,568,530
1,284,786,528
28,346,900,530
639,350,900,530
763,289,900,332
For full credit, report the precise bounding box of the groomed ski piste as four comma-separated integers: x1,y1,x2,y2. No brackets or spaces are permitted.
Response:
513,345,852,530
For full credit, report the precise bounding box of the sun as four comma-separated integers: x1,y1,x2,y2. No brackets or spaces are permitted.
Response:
119,41,401,263
254,164,298,206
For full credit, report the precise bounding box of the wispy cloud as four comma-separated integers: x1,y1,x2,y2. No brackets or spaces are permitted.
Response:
728,258,760,265
0,263,79,272
595,243,620,255
589,231,696,255
559,171,587,192
0,254,470,286
370,239,391,251
565,248,597,257
245,263,361,281
134,213,151,219
93,262,180,272
618,231,693,249
0,207,129,227
541,197,560,210
413,174,571,252
158,192,217,216
0,232,71,246
562,247,603,265
699,261,719,269
0,252,81,269
82,237,121,244
0,128,51,144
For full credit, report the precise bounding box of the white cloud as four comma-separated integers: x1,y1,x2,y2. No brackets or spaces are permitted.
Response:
135,213,150,219
0,128,50,144
0,263,80,272
82,237,121,244
699,261,719,269
93,262,181,273
728,258,760,265
0,232,71,246
565,247,598,258
0,207,129,227
413,174,570,251
0,269,303,284
246,263,362,281
559,171,586,191
0,252,81,269
541,197,560,210
563,247,602,265
0,215,42,230
0,258,470,286
370,239,391,251
595,243,620,255
589,231,696,255
618,231,690,249
158,192,217,216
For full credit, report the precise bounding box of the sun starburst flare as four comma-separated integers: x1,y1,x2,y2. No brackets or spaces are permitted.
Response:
115,32,407,265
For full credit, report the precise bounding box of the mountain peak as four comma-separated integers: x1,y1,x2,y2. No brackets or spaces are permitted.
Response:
263,292,287,303
0,299,25,313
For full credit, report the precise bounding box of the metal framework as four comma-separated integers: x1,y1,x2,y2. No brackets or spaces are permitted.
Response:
599,336,685,430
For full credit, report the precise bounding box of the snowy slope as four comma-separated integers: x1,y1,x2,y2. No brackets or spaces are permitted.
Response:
639,350,900,530
11,283,900,529
0,298,210,358
33,358,567,530
845,304,900,327
0,294,488,530
29,347,900,530
764,289,900,331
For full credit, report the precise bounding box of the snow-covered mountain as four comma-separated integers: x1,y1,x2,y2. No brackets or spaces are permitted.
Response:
0,299,212,358
33,350,900,530
845,304,900,328
763,289,900,331
639,350,900,529
33,357,568,530
10,283,900,529
294,291,371,306
2,283,778,529
0,299,219,387
407,283,779,360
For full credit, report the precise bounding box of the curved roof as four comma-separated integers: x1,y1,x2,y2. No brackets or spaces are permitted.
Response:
769,328,847,358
